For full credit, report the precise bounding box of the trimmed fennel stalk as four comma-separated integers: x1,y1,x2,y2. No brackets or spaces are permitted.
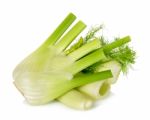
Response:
40,13,76,48
13,13,113,105
55,21,86,52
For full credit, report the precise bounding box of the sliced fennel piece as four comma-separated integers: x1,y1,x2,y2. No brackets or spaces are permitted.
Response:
78,80,110,100
58,90,94,110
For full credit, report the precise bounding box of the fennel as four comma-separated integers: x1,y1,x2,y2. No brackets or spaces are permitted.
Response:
13,13,135,109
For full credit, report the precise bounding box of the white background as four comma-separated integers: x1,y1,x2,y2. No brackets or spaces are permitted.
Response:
0,0,150,120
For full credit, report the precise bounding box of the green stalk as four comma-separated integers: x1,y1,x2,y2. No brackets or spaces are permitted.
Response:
69,70,112,88
78,79,111,99
52,70,113,100
103,36,131,53
41,13,76,48
55,21,86,52
68,39,101,61
67,49,106,75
